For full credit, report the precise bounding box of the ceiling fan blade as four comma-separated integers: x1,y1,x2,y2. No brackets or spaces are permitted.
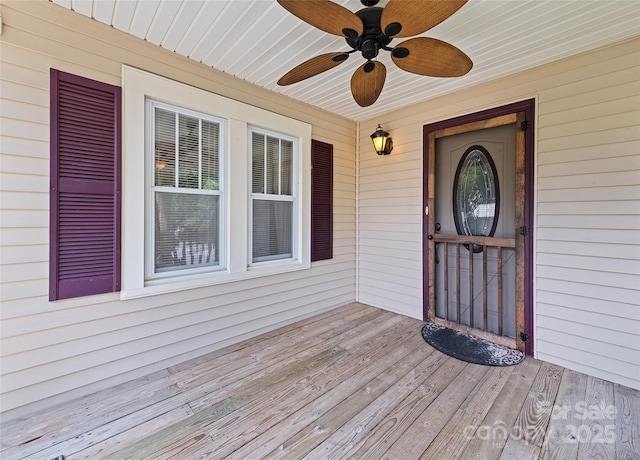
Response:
350,61,386,107
278,53,350,86
381,0,467,38
277,0,363,38
391,37,472,77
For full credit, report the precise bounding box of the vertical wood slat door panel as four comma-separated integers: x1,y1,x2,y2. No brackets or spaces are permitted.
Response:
50,69,121,300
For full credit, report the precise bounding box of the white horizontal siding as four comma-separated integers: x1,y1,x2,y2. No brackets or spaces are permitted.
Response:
534,38,640,389
356,140,424,317
358,36,640,389
0,1,356,418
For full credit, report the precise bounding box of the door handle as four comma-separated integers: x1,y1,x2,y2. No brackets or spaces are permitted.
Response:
428,235,434,240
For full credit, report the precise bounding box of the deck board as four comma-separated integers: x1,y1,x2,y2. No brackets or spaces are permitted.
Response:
200,318,420,459
541,368,588,460
349,355,467,459
464,357,542,459
1,302,638,460
614,382,640,460
576,376,616,460
304,349,450,459
420,364,515,458
381,362,483,459
230,324,427,459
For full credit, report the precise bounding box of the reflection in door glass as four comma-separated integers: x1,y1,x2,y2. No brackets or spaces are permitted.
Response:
454,146,499,247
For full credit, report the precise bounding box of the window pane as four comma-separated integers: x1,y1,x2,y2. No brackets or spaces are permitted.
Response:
252,132,264,193
455,148,498,237
266,136,279,195
252,200,292,262
281,140,293,196
154,191,219,272
178,114,199,189
154,108,176,187
202,120,219,190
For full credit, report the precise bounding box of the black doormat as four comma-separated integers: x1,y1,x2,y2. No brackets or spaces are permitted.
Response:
421,322,524,367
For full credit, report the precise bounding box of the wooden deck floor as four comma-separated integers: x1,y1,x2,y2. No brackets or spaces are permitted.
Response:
2,303,638,459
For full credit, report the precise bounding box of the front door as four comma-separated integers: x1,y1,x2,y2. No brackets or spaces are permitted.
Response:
425,111,528,351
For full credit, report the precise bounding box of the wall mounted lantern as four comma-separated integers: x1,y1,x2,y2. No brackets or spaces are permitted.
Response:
371,124,393,155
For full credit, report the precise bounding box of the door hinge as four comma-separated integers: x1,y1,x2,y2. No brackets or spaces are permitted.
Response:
520,332,529,342
519,226,530,236
520,120,530,131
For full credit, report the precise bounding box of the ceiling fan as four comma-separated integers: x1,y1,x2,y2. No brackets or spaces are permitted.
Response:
276,0,473,107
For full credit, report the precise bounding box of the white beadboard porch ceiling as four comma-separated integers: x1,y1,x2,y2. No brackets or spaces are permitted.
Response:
52,0,640,121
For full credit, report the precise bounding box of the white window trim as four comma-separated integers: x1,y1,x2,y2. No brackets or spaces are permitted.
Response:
121,66,311,299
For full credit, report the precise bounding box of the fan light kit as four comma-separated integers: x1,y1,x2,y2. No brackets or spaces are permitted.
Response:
277,0,472,107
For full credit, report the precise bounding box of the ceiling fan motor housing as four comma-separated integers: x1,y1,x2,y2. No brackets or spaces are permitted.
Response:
346,7,392,61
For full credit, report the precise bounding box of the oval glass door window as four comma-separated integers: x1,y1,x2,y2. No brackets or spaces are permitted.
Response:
453,146,500,252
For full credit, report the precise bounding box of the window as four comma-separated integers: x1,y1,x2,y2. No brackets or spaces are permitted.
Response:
453,145,500,252
146,101,225,279
122,66,311,298
250,129,296,263
50,69,121,300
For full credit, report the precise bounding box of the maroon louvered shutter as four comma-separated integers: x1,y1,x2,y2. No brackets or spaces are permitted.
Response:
50,69,121,300
311,140,333,262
